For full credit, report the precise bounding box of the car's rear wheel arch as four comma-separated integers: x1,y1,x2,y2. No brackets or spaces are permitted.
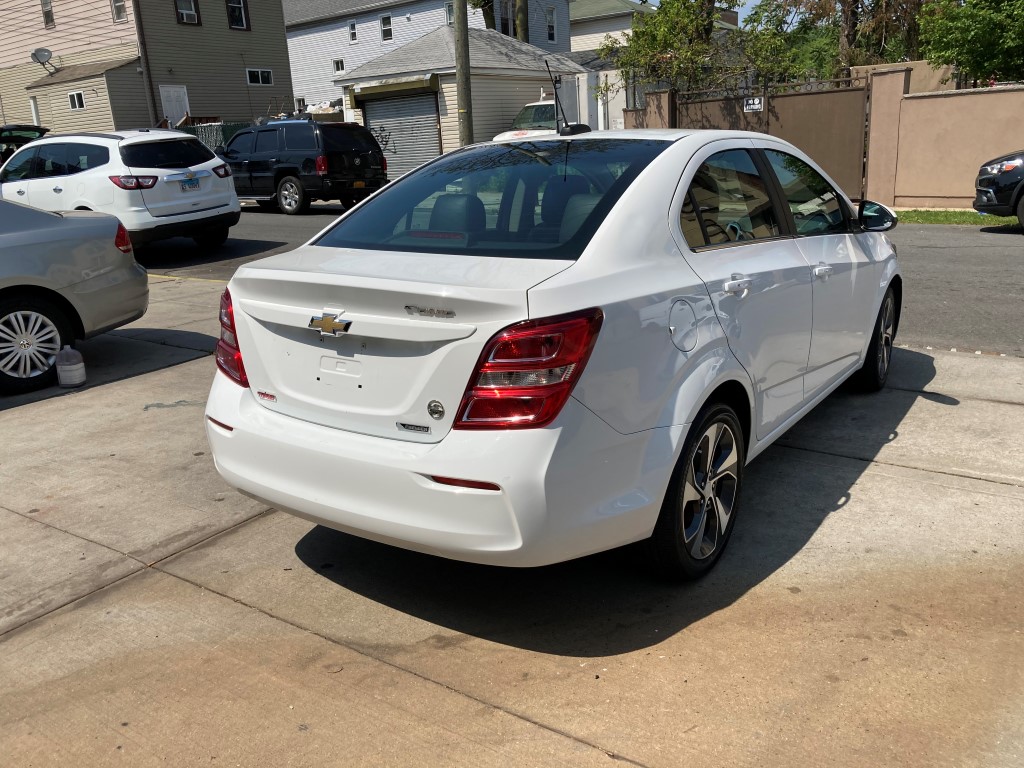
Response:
698,379,752,456
888,275,903,336
0,286,84,340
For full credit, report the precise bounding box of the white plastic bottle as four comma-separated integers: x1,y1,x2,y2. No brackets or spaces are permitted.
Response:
56,345,86,388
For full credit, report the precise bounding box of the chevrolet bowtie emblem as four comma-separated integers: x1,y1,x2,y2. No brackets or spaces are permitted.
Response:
308,312,352,336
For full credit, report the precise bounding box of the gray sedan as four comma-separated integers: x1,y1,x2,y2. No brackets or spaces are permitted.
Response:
0,199,149,394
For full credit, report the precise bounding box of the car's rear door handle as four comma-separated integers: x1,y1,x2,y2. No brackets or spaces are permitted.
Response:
723,275,752,297
812,263,834,279
52,186,63,193
16,188,25,195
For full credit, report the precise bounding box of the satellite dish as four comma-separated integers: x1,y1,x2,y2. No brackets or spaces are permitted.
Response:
31,48,52,64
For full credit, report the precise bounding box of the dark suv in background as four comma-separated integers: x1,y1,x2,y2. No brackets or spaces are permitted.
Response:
973,149,1024,227
218,117,388,214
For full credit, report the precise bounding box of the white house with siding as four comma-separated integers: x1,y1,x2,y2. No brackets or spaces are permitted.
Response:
285,0,572,108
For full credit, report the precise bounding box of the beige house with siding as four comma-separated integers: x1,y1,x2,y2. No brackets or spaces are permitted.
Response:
332,26,584,176
0,0,293,134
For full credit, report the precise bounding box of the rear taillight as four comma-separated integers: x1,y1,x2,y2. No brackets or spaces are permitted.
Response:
215,288,249,388
114,223,132,253
315,155,328,175
212,163,232,178
454,308,603,430
109,175,157,190
382,155,387,175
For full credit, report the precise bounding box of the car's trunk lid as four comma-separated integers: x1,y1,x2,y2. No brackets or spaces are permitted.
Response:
229,246,572,443
319,124,386,180
121,137,230,217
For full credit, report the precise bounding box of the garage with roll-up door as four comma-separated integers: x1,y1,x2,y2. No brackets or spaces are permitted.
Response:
362,94,441,177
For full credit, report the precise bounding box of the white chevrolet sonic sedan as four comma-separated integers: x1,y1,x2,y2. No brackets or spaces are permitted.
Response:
206,130,901,579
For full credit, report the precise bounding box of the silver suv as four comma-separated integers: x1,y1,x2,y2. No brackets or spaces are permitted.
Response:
0,129,241,247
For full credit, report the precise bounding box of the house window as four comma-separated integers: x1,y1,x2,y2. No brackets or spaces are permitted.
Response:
175,0,201,25
246,68,273,85
380,15,392,42
349,21,357,42
499,1,516,37
333,58,345,74
295,97,307,111
111,0,128,22
41,0,55,28
546,7,556,42
226,0,250,30
68,91,86,110
445,2,453,25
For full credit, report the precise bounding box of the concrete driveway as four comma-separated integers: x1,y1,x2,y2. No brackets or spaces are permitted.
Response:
1,275,1022,767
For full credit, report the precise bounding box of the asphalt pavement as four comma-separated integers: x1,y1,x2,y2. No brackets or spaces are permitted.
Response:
2,213,1023,766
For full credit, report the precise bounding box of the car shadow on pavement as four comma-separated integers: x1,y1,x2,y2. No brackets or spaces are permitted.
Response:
978,224,1023,235
294,349,958,656
0,329,212,412
134,237,290,271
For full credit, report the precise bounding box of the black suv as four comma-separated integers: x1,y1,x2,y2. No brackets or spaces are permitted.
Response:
973,148,1024,227
218,117,388,214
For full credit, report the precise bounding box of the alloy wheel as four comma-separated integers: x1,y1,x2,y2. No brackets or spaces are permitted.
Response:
279,181,300,212
680,421,739,560
0,310,62,380
877,293,895,380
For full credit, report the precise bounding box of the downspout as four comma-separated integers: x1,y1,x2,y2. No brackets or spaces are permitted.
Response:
132,0,159,126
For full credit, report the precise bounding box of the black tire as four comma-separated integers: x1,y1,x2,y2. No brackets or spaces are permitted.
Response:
852,287,896,392
647,402,745,581
276,176,309,215
193,226,230,249
0,297,74,396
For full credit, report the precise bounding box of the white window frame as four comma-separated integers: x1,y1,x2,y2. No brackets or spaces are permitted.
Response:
333,58,345,74
380,14,392,42
245,68,273,86
41,0,55,28
226,0,249,30
175,0,199,25
111,0,128,22
445,2,453,25
349,21,358,42
546,7,556,42
68,91,86,111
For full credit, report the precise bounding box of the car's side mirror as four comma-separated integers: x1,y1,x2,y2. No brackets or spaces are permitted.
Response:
215,145,228,155
858,200,897,232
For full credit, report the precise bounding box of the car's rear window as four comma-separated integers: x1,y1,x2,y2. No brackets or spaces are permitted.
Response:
120,138,215,169
314,138,670,260
511,104,556,131
319,124,381,153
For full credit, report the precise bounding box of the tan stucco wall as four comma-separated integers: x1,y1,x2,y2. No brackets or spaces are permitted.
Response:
894,86,1024,208
864,68,911,206
852,61,955,95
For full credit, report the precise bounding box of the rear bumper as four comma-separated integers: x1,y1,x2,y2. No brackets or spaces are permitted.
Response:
70,261,150,337
205,372,673,567
128,209,241,245
313,176,387,201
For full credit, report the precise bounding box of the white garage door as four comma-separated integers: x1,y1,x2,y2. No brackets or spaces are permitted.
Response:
363,94,441,178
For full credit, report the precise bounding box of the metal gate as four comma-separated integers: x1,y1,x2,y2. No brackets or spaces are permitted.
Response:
363,94,442,178
626,79,868,198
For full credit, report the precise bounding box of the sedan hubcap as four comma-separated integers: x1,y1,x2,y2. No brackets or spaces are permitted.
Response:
0,311,61,379
877,295,895,379
681,421,739,560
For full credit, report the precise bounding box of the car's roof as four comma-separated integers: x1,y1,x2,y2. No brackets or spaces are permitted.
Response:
489,128,780,144
27,129,203,145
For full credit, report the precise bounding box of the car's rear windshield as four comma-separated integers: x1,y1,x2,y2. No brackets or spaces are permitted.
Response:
120,138,215,169
512,104,556,130
319,124,381,153
314,138,670,260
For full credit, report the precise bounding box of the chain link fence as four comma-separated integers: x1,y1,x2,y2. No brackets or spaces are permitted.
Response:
179,122,251,150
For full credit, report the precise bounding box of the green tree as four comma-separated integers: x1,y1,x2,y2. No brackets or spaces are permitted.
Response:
920,0,1024,82
597,0,743,92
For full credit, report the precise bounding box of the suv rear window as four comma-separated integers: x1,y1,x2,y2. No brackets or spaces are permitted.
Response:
120,138,215,169
283,123,317,150
319,124,381,153
314,138,670,260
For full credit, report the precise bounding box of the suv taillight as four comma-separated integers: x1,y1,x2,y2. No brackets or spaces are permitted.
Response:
114,223,133,254
454,308,603,430
212,163,232,178
109,175,157,190
215,288,248,387
382,155,387,175
315,155,328,175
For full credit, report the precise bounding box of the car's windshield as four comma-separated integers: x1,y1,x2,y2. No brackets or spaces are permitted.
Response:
314,138,670,260
511,104,557,131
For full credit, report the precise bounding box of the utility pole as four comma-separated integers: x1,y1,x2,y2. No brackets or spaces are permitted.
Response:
454,0,474,146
